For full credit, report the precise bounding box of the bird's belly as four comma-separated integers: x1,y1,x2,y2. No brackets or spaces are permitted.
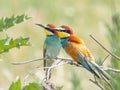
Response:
46,46,60,58
45,36,61,59
63,43,79,62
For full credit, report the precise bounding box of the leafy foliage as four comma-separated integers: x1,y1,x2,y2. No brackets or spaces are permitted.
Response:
0,37,30,54
0,14,63,90
106,11,120,90
0,14,31,54
9,77,21,90
23,82,43,90
8,77,63,90
9,77,43,90
0,15,31,32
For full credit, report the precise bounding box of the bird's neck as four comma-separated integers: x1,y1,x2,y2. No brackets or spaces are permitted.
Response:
46,35,54,37
61,37,69,45
69,35,85,44
60,35,85,48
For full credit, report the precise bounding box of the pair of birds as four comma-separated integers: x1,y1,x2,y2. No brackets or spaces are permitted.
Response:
36,24,110,81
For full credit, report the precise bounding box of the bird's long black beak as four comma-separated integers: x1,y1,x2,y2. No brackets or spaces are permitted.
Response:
35,23,65,31
35,23,60,32
35,24,49,29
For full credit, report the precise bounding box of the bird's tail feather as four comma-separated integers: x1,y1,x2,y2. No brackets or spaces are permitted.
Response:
77,53,101,78
77,51,110,80
86,60,110,80
85,60,114,90
78,61,100,78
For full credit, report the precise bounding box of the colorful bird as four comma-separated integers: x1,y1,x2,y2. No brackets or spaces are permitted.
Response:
36,24,61,79
54,25,110,80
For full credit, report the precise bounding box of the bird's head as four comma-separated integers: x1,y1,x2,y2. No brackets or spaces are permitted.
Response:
55,25,74,38
36,24,57,36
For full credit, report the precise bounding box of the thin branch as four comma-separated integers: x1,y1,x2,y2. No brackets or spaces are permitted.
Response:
11,58,64,65
57,57,73,61
44,60,64,81
90,75,113,90
23,66,45,84
13,56,120,89
22,58,112,90
23,59,81,84
101,54,110,65
89,78,105,90
57,58,81,67
100,66,120,73
42,82,56,90
23,61,69,84
11,58,44,65
46,61,68,80
89,34,120,60
11,57,80,66
45,59,81,80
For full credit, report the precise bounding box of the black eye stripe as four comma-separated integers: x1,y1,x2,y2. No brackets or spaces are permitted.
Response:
45,27,55,33
50,30,54,33
66,30,70,33
49,29,54,33
60,30,70,33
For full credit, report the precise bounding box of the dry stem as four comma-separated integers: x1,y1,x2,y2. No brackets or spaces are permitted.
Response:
89,34,120,60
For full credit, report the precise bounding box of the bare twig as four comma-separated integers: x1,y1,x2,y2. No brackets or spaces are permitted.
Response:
42,82,56,90
21,58,110,90
23,66,46,84
11,57,81,67
11,58,44,65
90,70,113,90
11,57,73,65
23,60,69,84
23,67,56,90
89,78,105,90
23,58,81,84
89,34,120,60
13,56,120,90
101,54,110,65
46,61,69,80
100,66,120,73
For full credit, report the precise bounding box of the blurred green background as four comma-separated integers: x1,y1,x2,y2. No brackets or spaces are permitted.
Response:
0,0,120,90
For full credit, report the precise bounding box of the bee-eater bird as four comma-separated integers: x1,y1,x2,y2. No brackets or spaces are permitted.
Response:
36,24,61,79
54,25,110,80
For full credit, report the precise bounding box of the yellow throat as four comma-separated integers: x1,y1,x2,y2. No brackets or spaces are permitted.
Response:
44,29,53,36
57,31,70,38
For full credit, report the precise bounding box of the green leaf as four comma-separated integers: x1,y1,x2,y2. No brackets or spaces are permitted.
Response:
0,14,31,32
23,82,43,90
9,77,21,90
0,37,31,54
